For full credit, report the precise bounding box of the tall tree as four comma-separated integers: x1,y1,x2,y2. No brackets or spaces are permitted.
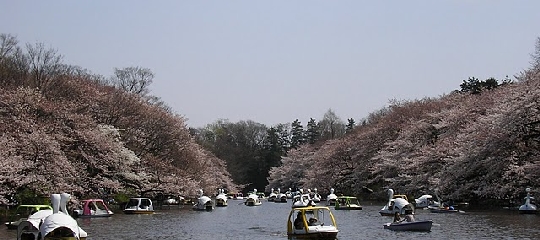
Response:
318,109,346,140
346,118,356,134
290,119,305,149
111,66,154,96
306,118,320,144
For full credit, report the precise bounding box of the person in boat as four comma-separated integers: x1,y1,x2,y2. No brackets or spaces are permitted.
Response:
403,210,415,222
294,212,304,229
393,212,403,223
308,217,318,226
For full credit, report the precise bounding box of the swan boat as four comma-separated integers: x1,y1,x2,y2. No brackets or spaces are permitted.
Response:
244,189,263,206
17,193,88,240
287,205,339,239
72,199,113,218
384,220,433,232
379,189,414,216
334,196,362,210
193,189,214,211
414,194,440,209
326,188,338,206
276,189,288,203
292,193,317,208
308,188,322,203
123,197,155,214
268,188,278,202
5,205,52,230
215,188,228,207
519,187,537,214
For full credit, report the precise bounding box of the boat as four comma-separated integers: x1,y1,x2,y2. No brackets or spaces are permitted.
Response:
227,192,244,200
379,189,414,216
193,189,214,211
414,194,440,209
244,189,263,206
215,188,228,207
308,188,322,203
334,196,362,210
72,199,114,218
292,189,316,208
123,197,155,214
276,188,288,203
17,193,88,240
429,207,460,213
268,188,278,202
287,205,339,239
519,187,537,214
384,220,433,232
5,204,52,230
326,188,338,206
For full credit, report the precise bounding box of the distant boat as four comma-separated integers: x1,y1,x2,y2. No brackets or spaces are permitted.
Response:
326,188,338,206
73,199,114,218
414,194,440,209
123,198,154,214
215,188,228,207
292,189,316,208
384,220,433,232
193,189,214,211
519,188,537,214
244,189,262,206
379,189,414,216
334,196,362,210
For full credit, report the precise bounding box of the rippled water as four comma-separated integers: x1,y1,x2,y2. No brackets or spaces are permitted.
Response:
2,200,539,239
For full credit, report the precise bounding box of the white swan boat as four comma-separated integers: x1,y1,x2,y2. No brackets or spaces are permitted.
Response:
17,193,88,240
326,188,338,206
379,189,414,216
292,190,316,208
308,188,322,203
268,188,278,202
193,189,214,211
244,189,263,206
215,188,228,207
519,187,537,214
276,188,288,203
414,194,440,209
123,197,155,214
287,205,339,239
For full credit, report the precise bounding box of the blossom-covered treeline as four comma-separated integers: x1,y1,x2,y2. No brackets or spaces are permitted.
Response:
0,34,237,204
267,38,540,206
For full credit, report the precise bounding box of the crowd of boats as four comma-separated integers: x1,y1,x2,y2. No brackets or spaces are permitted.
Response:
3,187,537,239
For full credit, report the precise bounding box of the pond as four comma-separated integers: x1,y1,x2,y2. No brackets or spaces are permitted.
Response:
2,200,539,239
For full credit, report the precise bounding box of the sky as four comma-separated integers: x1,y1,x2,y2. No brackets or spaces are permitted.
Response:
1,1,540,128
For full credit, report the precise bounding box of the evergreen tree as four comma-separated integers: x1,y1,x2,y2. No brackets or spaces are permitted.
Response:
306,118,320,144
346,118,356,134
290,119,305,149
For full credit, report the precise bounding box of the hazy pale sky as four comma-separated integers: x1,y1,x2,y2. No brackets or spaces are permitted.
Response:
2,1,539,127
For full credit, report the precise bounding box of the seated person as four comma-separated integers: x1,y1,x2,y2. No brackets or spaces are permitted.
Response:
294,212,304,229
308,217,318,226
393,212,403,223
403,210,415,222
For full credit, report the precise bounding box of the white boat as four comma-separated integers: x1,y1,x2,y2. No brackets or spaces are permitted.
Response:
519,187,537,214
285,188,294,199
5,205,52,230
292,189,316,208
326,188,338,206
379,189,414,216
308,188,322,203
215,188,228,207
193,189,214,211
268,188,278,202
17,193,88,240
287,205,339,239
415,194,440,209
123,197,154,214
73,199,113,218
334,196,362,210
244,189,263,206
276,188,288,203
